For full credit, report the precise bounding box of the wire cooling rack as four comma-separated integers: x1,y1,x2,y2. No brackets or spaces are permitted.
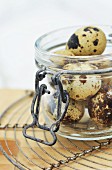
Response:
0,90,112,170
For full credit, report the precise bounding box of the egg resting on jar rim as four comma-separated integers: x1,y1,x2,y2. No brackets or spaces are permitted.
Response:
66,26,106,56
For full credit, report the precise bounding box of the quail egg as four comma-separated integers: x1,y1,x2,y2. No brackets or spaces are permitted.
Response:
88,87,112,125
66,26,106,56
61,63,101,100
50,49,75,66
89,58,111,69
53,98,84,122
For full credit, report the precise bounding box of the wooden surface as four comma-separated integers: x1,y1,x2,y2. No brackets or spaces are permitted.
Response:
0,89,112,170
0,89,26,170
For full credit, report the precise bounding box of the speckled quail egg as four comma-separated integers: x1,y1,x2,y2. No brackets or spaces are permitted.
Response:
66,26,106,56
88,87,112,125
50,49,75,66
61,63,101,100
101,76,112,89
53,98,84,122
54,49,74,56
89,58,111,69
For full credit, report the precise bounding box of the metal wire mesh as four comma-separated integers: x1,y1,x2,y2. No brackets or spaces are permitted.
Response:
0,90,112,170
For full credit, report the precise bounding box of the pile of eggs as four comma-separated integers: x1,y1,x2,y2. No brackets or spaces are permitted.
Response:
50,26,112,126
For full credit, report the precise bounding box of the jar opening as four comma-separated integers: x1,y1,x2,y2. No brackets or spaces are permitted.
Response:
35,25,112,72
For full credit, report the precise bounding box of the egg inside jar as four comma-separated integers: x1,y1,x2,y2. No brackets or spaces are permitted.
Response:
35,25,112,140
49,26,112,129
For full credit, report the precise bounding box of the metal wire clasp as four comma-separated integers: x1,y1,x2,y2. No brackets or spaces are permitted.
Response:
23,67,69,146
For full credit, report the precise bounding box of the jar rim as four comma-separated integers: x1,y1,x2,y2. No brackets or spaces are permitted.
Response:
35,25,112,62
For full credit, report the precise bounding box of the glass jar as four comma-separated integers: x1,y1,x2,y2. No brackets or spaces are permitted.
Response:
35,25,112,140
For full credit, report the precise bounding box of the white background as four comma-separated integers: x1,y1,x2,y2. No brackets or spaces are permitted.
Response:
0,0,112,90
